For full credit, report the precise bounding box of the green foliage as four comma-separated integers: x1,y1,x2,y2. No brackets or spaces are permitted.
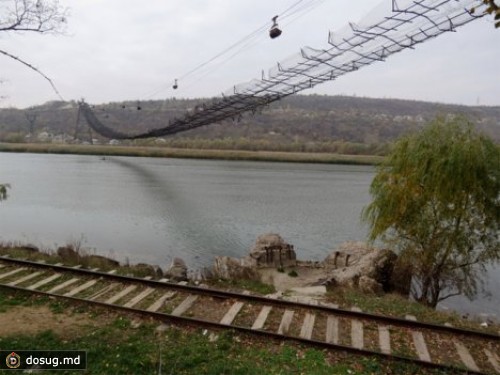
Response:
1,288,494,373
471,0,500,28
208,278,276,295
326,288,499,332
363,116,500,308
287,270,298,277
0,291,27,312
483,0,500,28
0,320,452,374
0,183,9,201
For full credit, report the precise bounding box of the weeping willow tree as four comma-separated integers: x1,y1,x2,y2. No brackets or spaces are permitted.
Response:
363,116,500,308
483,0,500,28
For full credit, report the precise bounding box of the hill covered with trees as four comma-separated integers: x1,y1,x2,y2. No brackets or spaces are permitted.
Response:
0,95,498,154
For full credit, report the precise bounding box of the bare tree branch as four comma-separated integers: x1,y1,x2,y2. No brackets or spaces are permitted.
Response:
0,48,64,100
0,0,68,34
0,1,68,100
437,291,463,303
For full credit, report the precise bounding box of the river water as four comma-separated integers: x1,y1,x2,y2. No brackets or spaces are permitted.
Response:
0,153,498,319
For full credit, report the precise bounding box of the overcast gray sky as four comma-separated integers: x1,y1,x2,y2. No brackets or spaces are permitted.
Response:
1,0,499,108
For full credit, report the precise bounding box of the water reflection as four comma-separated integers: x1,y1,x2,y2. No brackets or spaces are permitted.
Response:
1,153,498,317
0,153,374,268
109,157,244,266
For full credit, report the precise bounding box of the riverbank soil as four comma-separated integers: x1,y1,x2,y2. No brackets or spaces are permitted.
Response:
0,305,101,337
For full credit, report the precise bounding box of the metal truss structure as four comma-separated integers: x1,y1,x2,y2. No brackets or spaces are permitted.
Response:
80,0,487,140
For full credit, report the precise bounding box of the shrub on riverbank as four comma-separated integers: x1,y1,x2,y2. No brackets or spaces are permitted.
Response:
0,244,161,279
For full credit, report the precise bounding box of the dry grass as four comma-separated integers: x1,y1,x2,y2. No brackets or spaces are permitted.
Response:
0,142,383,165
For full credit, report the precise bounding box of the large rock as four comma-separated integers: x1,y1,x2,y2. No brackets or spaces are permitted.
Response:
166,257,188,281
249,233,296,268
322,241,397,293
212,256,259,280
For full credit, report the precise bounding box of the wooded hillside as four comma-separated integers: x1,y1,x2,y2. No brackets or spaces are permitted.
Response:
0,95,498,154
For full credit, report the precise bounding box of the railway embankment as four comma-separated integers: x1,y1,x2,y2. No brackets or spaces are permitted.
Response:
0,239,499,374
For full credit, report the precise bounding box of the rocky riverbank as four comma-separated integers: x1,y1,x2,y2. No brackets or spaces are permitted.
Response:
203,234,409,303
1,234,407,300
1,238,498,329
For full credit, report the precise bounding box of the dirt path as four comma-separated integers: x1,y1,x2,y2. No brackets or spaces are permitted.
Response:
0,306,100,337
258,267,327,292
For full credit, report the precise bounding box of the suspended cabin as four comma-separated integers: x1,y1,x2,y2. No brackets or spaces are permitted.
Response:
173,79,178,90
269,15,282,39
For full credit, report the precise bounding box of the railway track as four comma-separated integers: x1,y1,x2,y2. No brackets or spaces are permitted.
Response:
0,256,498,374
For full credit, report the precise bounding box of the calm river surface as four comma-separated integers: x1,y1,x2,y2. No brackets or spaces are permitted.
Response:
0,153,498,319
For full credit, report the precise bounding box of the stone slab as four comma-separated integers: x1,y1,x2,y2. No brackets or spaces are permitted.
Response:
171,295,198,316
405,315,431,362
278,310,295,335
8,271,43,286
27,274,61,290
105,285,137,304
485,349,500,373
454,340,480,372
299,313,316,339
351,307,364,349
252,306,272,330
0,268,26,280
47,278,80,293
412,331,431,362
147,292,176,312
124,287,155,308
88,283,119,301
326,315,339,344
220,302,244,325
64,279,98,297
378,325,391,354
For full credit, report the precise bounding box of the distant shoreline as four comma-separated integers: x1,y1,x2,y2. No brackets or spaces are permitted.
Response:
0,143,384,165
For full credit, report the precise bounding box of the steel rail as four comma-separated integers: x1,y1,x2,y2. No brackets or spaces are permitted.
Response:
0,256,498,342
0,282,490,375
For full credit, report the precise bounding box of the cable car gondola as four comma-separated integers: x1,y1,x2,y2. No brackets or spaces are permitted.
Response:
269,16,282,39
